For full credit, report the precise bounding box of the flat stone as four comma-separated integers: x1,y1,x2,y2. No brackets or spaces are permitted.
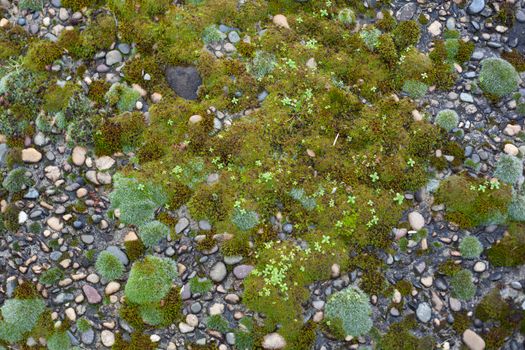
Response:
210,262,227,282
408,211,425,230
95,156,115,170
460,93,474,103
22,148,42,163
47,217,63,231
72,146,86,166
463,329,485,350
165,66,202,100
105,50,122,66
467,0,485,14
504,144,519,156
416,302,431,323
105,282,120,295
101,330,115,347
178,322,194,333
396,3,417,21
82,285,101,304
262,333,286,349
428,21,442,36
233,265,254,279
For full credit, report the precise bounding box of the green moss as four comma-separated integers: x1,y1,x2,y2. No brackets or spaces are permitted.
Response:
3,204,20,232
206,314,230,333
450,269,476,301
392,20,421,51
62,0,99,11
452,311,470,334
435,175,512,228
189,277,213,294
124,255,177,305
479,58,520,99
501,49,525,72
95,251,125,280
437,259,461,276
39,267,64,286
112,332,156,350
88,80,111,106
23,40,62,71
124,239,146,262
487,223,525,267
379,316,434,350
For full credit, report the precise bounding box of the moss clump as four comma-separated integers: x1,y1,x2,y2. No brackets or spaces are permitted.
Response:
3,203,20,232
2,167,32,193
138,220,170,247
39,267,64,285
189,277,213,294
62,0,98,10
94,112,145,156
23,40,62,71
0,296,47,344
124,239,146,262
95,251,125,280
109,174,167,226
402,80,427,99
452,311,470,334
46,331,71,350
325,287,372,337
87,80,111,106
450,269,476,301
105,83,141,113
18,0,43,11
501,49,525,72
435,175,512,228
43,83,77,113
435,109,459,132
487,223,525,267
124,255,177,305
379,316,434,350
392,20,421,50
459,235,483,259
494,154,523,184
112,332,156,350
478,58,520,99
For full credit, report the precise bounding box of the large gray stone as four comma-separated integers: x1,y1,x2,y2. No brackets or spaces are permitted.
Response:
166,66,202,100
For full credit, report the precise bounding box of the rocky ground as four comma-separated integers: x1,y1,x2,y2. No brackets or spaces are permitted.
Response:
0,0,525,349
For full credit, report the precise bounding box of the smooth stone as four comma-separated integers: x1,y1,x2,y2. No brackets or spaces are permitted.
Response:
416,302,432,323
72,146,87,166
105,50,122,66
272,14,290,29
408,211,425,230
467,0,485,14
106,246,129,266
101,330,115,347
463,329,485,350
165,66,202,100
82,285,102,304
210,262,227,282
233,265,254,279
22,148,42,163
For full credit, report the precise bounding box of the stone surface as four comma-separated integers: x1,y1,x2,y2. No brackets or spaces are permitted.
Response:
272,14,290,29
408,211,425,230
22,148,42,163
165,66,202,100
463,329,485,350
262,333,286,349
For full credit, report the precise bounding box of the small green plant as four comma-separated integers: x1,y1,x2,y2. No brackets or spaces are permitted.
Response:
459,236,483,259
494,154,523,184
450,269,476,300
46,331,71,350
19,0,43,11
76,318,91,333
434,109,459,132
139,220,170,247
109,174,167,226
39,267,64,285
0,297,46,344
478,58,520,98
289,188,316,210
325,286,372,337
508,190,525,221
231,208,259,231
124,255,178,305
206,314,230,332
105,83,140,112
360,27,381,51
189,277,213,294
95,251,125,280
247,51,276,80
2,168,32,193
402,80,427,99
202,25,224,45
337,8,355,26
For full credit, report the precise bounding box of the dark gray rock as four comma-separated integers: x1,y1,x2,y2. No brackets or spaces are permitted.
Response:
166,66,202,100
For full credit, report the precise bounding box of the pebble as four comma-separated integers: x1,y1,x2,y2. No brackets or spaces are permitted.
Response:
105,50,122,66
467,0,485,14
408,211,425,230
473,261,486,273
416,302,432,323
72,146,87,166
262,333,287,349
82,285,102,304
105,282,120,295
101,330,115,347
22,148,42,163
233,265,254,279
462,329,485,350
210,261,227,282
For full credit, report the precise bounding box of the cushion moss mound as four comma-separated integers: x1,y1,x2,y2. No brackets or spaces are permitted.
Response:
325,286,372,337
125,255,178,304
479,57,520,98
